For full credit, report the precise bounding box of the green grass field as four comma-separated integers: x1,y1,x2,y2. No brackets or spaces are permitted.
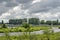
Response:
0,24,60,40
0,26,50,33
0,25,60,33
0,32,60,40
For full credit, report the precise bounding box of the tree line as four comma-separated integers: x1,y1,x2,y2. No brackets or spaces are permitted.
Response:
9,18,60,25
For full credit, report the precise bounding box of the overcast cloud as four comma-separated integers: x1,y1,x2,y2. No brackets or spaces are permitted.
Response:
0,0,60,23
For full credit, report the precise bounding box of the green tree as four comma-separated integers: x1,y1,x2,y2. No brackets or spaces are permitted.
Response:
53,21,57,25
2,20,4,24
46,20,51,25
2,24,7,28
22,22,30,29
21,22,31,40
29,18,39,25
9,19,22,24
56,19,59,25
40,20,45,24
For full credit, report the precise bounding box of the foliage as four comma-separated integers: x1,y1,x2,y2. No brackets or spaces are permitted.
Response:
40,20,45,24
46,20,51,25
0,25,60,40
2,20,4,24
9,18,60,25
0,32,60,40
0,25,51,33
2,24,7,28
9,19,27,24
29,18,39,25
21,22,30,28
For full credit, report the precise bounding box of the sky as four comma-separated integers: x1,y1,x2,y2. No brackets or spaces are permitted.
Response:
0,0,60,23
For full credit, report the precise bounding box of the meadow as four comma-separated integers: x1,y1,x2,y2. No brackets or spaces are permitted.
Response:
0,32,60,40
0,23,60,40
0,25,51,33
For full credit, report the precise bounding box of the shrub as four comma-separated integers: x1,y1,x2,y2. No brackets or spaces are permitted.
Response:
2,24,7,28
21,22,30,29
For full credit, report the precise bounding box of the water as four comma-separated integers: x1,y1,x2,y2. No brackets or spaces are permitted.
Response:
52,27,60,33
0,30,44,36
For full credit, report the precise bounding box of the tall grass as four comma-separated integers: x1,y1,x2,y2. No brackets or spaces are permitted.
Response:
0,32,60,40
0,24,60,40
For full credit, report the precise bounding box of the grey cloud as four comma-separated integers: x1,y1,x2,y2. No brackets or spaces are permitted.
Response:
5,2,18,7
16,0,33,10
16,0,33,4
0,0,18,7
0,0,12,2
0,0,18,15
1,0,60,21
0,0,33,15
28,0,60,13
21,2,32,10
0,7,10,15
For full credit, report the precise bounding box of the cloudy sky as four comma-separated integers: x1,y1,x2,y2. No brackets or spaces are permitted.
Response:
0,0,60,23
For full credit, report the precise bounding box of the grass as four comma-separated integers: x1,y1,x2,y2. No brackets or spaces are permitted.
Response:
0,24,60,40
0,26,51,33
0,25,59,33
0,32,60,40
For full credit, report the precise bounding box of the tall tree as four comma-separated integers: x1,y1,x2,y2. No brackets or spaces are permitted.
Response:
56,19,59,25
46,20,51,25
40,20,45,24
2,20,4,24
2,24,7,28
29,18,39,25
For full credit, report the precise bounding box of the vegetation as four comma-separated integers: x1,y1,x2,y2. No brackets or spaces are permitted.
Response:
0,25,51,33
0,31,60,40
9,19,27,24
0,19,60,40
21,22,30,28
2,24,7,28
2,20,4,24
9,18,60,25
29,18,39,25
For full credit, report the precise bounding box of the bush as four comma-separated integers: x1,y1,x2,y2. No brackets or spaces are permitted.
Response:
0,30,4,33
58,27,60,29
21,22,30,28
2,24,7,28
